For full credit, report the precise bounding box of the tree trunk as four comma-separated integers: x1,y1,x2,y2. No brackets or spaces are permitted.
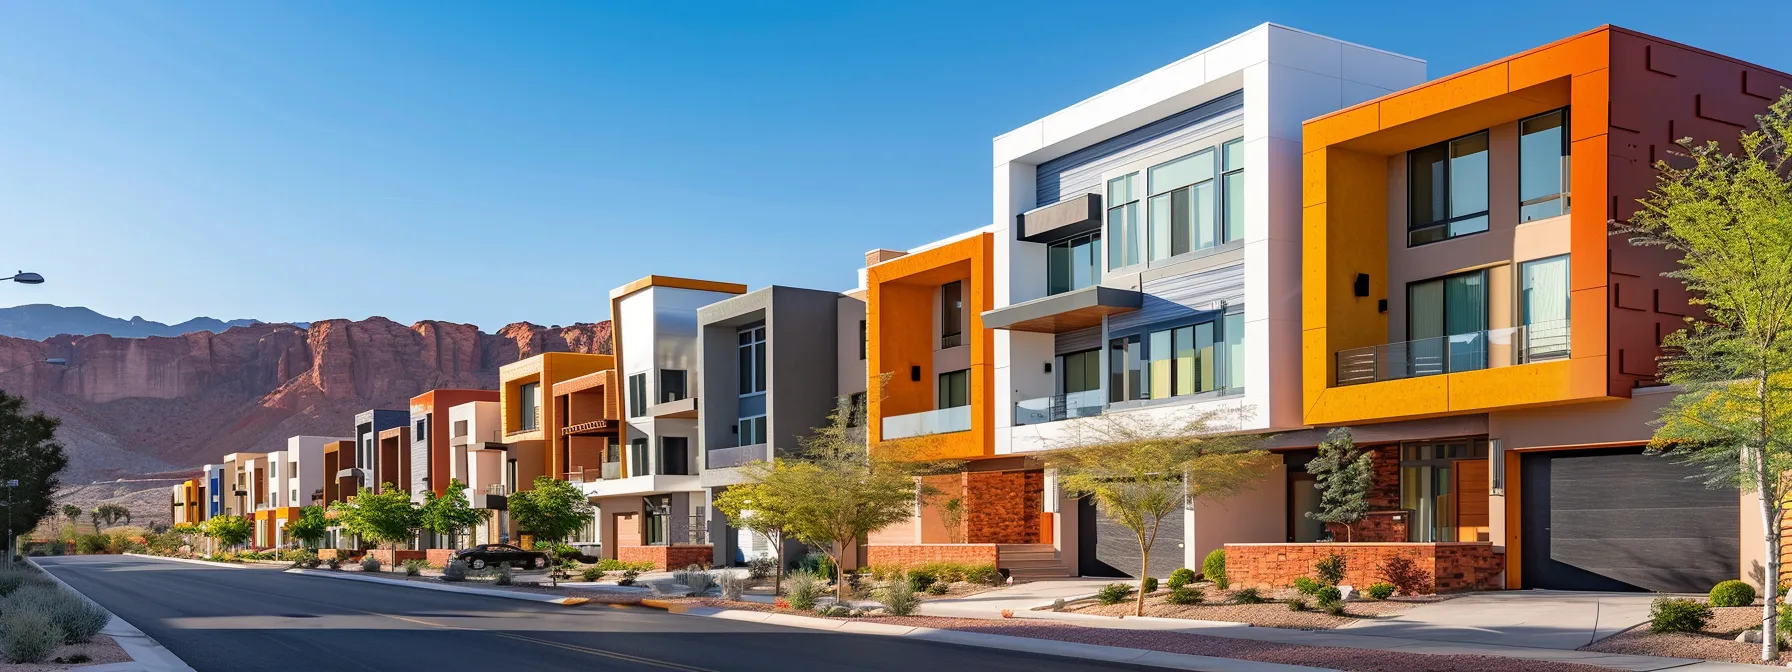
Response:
771,532,783,597
834,541,850,603
1137,539,1150,617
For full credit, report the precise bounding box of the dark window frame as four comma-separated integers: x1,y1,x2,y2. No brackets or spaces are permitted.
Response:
659,369,688,403
627,373,648,418
1046,230,1102,296
1407,129,1491,247
940,281,964,348
1518,107,1572,223
1106,307,1245,404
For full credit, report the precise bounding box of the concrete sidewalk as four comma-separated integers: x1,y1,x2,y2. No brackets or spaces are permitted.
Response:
1336,591,1657,649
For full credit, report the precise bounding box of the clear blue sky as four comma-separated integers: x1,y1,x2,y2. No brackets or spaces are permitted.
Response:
2,1,1784,330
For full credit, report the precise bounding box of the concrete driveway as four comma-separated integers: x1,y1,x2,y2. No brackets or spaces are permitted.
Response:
1338,590,1662,649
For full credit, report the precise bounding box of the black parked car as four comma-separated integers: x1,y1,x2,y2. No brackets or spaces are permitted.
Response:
455,544,547,570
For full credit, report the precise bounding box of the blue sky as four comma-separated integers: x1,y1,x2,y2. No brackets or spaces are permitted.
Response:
1,1,1784,330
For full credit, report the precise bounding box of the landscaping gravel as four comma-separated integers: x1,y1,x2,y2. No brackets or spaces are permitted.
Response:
0,635,129,671
1055,583,1449,629
1579,606,1782,665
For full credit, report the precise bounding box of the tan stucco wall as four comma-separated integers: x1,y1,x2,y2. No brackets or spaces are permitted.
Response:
1186,460,1287,570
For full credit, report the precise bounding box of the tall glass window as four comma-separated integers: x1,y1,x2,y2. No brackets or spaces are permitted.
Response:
1224,313,1245,391
1520,255,1571,360
1108,315,1242,403
1408,270,1488,375
1147,149,1216,261
737,325,767,445
1409,131,1490,245
627,373,647,417
1519,109,1571,222
940,281,963,348
519,383,540,430
1107,173,1141,269
1047,232,1102,295
1399,440,1488,542
629,439,649,477
1221,139,1245,243
1060,349,1101,395
1108,334,1143,403
937,369,970,409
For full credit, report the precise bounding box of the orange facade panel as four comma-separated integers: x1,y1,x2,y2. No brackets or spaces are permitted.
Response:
866,233,995,460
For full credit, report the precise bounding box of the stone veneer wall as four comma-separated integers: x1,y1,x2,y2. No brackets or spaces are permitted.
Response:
864,544,999,568
1326,510,1411,543
1320,446,1409,543
1226,542,1501,593
618,545,714,570
426,548,458,567
365,549,427,566
963,470,1043,544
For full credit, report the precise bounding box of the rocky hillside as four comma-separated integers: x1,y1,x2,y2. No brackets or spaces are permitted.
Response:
0,317,610,483
0,304,274,340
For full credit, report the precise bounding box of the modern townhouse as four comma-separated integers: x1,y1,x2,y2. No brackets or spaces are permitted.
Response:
410,390,500,547
863,24,1426,580
349,409,408,493
375,425,412,495
447,398,516,545
498,351,613,548
257,436,344,548
170,478,203,526
584,276,746,569
219,452,268,522
320,440,354,506
696,284,859,567
1283,25,1792,593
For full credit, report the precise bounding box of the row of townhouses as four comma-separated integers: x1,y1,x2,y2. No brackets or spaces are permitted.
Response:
173,23,1792,591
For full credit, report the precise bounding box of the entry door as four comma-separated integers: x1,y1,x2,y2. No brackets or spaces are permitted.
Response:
1287,473,1323,542
1453,460,1490,542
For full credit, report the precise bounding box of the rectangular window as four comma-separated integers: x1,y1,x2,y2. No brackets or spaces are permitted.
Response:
738,326,766,395
1221,139,1244,243
519,383,540,430
937,369,970,409
1408,270,1488,375
453,419,468,438
1109,315,1241,403
659,369,688,403
737,416,767,445
414,418,428,441
1520,255,1571,360
858,320,867,360
1399,439,1489,542
1519,109,1571,222
1108,334,1143,403
1046,231,1102,296
1060,349,1101,394
1408,131,1490,246
1224,313,1245,391
1106,173,1141,269
940,281,963,348
627,373,647,417
660,437,690,476
629,439,649,477
1147,149,1217,261
643,495,669,545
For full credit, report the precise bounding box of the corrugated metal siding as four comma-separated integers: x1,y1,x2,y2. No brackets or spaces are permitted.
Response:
1108,263,1245,334
1055,326,1102,356
1035,90,1245,207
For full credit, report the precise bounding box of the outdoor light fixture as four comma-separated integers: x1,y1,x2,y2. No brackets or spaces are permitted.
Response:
6,271,44,285
910,365,920,382
1353,273,1370,297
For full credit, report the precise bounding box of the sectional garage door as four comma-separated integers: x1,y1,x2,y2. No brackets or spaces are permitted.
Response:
1078,497,1184,579
1520,447,1738,593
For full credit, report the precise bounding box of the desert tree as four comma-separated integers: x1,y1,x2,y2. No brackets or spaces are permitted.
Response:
1616,90,1792,662
284,505,330,550
507,476,594,586
0,389,67,563
330,483,420,558
419,479,488,550
1041,405,1273,616
1304,428,1372,541
203,515,251,550
711,480,791,595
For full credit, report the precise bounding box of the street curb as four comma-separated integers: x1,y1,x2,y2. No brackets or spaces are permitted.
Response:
29,558,198,672
674,606,1330,672
284,568,596,606
121,553,248,569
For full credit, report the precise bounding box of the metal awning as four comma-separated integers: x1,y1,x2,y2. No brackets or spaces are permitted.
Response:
980,285,1142,333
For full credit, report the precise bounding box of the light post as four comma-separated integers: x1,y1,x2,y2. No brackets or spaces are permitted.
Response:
3,478,19,565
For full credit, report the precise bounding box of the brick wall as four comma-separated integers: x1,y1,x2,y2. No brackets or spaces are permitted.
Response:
618,545,713,570
366,549,427,566
864,544,999,568
963,470,1042,544
1366,445,1400,509
426,548,458,566
1326,510,1410,543
1226,542,1501,593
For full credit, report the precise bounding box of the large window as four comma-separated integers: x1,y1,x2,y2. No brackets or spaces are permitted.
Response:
660,437,690,476
1060,349,1101,395
1147,149,1216,261
1107,313,1244,403
627,373,647,418
737,416,766,445
1519,109,1571,222
1221,139,1245,241
1107,173,1141,269
643,495,669,545
519,383,541,430
1408,131,1489,246
1400,439,1488,542
1408,270,1488,374
659,370,687,403
940,281,963,348
1047,231,1101,296
1520,255,1571,360
629,439,649,477
738,326,766,395
937,369,970,409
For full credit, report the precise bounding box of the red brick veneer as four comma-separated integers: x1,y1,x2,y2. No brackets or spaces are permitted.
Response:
618,545,713,570
1226,542,1501,593
963,470,1043,544
426,548,458,567
864,544,999,568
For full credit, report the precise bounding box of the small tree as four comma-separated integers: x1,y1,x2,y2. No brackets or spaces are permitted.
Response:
60,504,80,522
1305,428,1371,542
940,497,965,543
507,476,593,586
284,506,330,550
330,484,419,557
0,390,66,564
93,503,130,530
419,479,487,550
203,515,251,550
1043,406,1272,616
713,481,789,595
1616,90,1792,663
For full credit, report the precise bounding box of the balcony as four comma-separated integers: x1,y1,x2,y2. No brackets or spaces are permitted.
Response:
602,462,621,480
1013,390,1105,426
707,444,767,470
561,419,618,436
1336,320,1570,386
882,406,971,440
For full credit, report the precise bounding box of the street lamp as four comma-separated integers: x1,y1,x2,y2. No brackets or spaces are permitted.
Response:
5,271,43,285
3,478,19,565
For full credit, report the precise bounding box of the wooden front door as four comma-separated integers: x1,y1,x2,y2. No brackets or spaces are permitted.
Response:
1453,459,1489,542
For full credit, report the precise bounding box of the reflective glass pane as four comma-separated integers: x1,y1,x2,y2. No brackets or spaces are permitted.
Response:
1192,181,1214,250
1148,193,1172,262
1148,330,1172,399
1223,139,1244,171
1171,188,1191,256
1519,110,1566,217
738,345,752,394
1409,143,1449,226
1107,207,1126,270
1108,340,1126,403
1224,313,1244,390
1196,321,1215,392
1125,203,1142,266
1449,132,1489,217
1047,241,1071,295
1448,213,1488,238
1071,235,1097,291
1148,151,1213,195
1223,172,1244,242
753,342,766,392
1173,326,1194,396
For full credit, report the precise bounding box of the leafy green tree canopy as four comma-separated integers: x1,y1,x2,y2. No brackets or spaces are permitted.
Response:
0,389,68,561
418,479,487,549
330,484,419,551
284,506,331,549
1305,428,1372,541
203,515,251,549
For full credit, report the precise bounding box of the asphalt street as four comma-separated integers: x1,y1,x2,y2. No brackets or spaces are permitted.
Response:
36,555,1157,671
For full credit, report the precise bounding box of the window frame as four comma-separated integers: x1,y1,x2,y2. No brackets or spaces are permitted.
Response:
1105,306,1245,407
626,373,648,418
1045,230,1102,296
518,382,541,430
1406,129,1491,247
1106,172,1141,270
1220,138,1244,243
940,281,964,348
937,368,970,409
659,369,688,404
1517,108,1571,223
1101,128,1246,274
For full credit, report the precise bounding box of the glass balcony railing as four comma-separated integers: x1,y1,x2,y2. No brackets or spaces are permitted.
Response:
1336,319,1570,386
1013,390,1105,426
882,405,972,440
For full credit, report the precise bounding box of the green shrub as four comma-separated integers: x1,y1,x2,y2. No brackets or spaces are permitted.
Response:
617,568,640,586
907,569,937,592
878,574,920,616
360,556,381,573
1314,585,1343,613
786,571,825,610
593,558,658,572
1165,585,1205,605
1315,553,1347,586
441,558,469,582
746,556,778,580
1167,567,1197,590
1203,549,1228,589
1232,587,1265,604
1141,576,1158,594
0,567,50,597
796,552,835,579
580,566,606,583
75,535,106,555
965,564,1001,586
1648,597,1712,634
1,610,60,663
1286,598,1308,611
7,584,110,644
1365,583,1396,600
926,582,949,596
1292,577,1322,596
402,559,429,577
1097,583,1134,605
1709,580,1756,608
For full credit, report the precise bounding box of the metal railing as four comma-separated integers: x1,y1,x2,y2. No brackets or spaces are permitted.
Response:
882,405,972,440
484,484,509,496
564,468,600,484
1013,390,1105,426
646,513,710,546
1336,319,1570,386
706,444,767,470
601,462,621,480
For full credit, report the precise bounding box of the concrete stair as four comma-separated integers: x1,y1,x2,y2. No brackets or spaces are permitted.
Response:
997,543,1072,580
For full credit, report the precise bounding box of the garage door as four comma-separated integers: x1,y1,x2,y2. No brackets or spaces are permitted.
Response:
1521,447,1738,592
1078,496,1184,579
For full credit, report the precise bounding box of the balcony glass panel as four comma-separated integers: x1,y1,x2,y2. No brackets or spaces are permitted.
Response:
1335,319,1571,385
882,406,972,440
1013,389,1106,426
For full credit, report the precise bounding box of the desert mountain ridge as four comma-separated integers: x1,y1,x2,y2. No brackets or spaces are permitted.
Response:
0,303,296,340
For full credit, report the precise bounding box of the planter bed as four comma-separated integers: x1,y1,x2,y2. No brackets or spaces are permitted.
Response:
0,636,129,671
1049,581,1452,630
1581,606,1779,665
